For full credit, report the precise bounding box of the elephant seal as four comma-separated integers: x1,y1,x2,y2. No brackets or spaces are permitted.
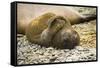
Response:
17,4,96,34
26,13,80,49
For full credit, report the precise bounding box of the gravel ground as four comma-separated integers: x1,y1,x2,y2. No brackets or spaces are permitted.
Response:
17,7,97,65
17,36,96,65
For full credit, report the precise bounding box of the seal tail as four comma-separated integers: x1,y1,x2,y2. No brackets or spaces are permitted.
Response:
81,14,97,23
